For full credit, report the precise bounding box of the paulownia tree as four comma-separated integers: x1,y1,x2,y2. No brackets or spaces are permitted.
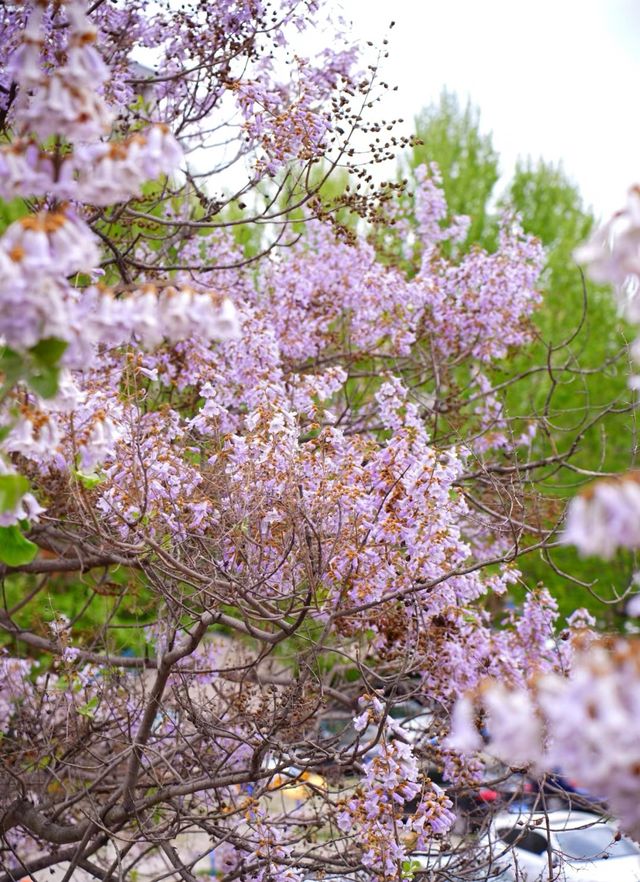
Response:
0,2,636,881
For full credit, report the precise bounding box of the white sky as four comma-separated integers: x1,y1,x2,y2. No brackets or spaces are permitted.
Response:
341,0,640,220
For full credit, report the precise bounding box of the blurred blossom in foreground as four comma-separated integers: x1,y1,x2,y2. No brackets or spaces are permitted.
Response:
449,639,640,843
562,473,640,559
627,593,640,617
575,187,640,387
574,186,640,292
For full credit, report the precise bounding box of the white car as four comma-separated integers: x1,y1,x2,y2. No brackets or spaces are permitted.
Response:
483,810,640,882
411,844,513,881
389,699,435,745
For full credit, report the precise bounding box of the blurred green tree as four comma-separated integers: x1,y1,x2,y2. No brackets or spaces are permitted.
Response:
406,92,636,625
408,89,500,249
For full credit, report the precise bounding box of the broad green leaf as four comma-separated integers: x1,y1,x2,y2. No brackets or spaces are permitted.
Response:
28,364,60,399
30,337,68,367
0,339,67,400
72,469,103,489
0,346,24,386
0,197,30,235
0,474,29,513
0,524,38,566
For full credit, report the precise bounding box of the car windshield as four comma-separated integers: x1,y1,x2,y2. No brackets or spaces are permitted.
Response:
555,827,639,860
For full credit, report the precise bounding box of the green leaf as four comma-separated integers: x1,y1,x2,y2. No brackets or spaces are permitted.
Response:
0,346,22,372
29,337,68,367
0,339,67,400
0,524,38,566
0,474,30,513
78,697,99,718
0,346,24,387
72,469,104,489
0,197,30,235
28,364,60,399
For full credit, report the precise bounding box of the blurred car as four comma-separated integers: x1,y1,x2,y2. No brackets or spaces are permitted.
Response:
302,874,367,882
533,772,608,815
263,757,327,801
302,874,368,882
318,698,433,752
389,699,435,744
449,763,537,832
317,717,383,776
409,843,515,882
482,810,640,882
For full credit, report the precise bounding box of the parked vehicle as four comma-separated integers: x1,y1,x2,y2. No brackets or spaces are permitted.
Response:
410,843,515,882
482,810,640,882
317,716,385,777
262,756,327,801
389,699,435,744
452,763,537,832
303,874,367,882
533,772,608,814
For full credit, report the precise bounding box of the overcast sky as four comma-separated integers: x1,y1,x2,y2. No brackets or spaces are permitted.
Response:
342,0,640,220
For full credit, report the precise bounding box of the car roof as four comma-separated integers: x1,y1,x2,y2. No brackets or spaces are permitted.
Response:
492,810,612,832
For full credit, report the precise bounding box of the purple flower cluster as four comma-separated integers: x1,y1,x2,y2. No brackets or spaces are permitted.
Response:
0,0,234,358
337,697,455,879
419,216,544,363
